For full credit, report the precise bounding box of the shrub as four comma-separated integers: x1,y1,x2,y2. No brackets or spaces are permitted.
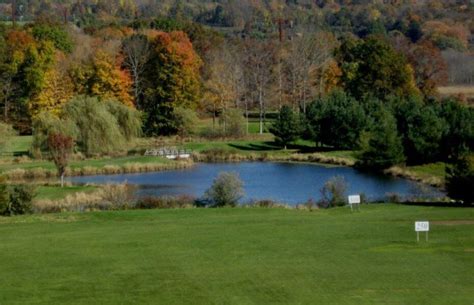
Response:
320,176,348,207
1,185,36,216
204,171,244,207
98,184,136,209
0,177,8,215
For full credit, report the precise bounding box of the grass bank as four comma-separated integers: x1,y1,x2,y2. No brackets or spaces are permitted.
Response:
1,156,193,180
2,136,447,189
0,205,473,304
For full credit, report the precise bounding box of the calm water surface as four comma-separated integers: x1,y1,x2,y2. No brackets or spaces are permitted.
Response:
69,162,443,204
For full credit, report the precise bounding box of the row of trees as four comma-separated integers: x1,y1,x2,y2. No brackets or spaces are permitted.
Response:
271,90,474,169
0,12,464,135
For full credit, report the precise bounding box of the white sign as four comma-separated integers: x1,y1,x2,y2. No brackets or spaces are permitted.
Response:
348,195,361,205
415,221,430,232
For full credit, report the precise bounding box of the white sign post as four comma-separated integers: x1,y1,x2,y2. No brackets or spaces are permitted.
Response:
415,221,429,242
348,195,361,212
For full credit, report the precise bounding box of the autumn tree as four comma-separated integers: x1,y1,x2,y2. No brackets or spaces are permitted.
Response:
28,54,74,118
3,29,55,132
87,50,134,107
392,38,448,97
142,31,202,136
47,133,74,187
204,42,245,133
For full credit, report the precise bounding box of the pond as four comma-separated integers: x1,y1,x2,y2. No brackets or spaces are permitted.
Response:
68,162,444,204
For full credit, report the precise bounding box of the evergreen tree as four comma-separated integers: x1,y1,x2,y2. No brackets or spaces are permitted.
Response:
357,108,405,170
446,155,474,204
270,105,301,149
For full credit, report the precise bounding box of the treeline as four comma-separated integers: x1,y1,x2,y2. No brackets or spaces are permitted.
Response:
270,90,474,203
0,21,460,129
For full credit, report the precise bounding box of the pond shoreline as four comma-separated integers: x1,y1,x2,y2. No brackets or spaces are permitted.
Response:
3,151,444,189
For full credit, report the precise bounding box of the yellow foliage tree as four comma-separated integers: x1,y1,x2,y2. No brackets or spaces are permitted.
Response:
89,50,134,107
29,67,74,118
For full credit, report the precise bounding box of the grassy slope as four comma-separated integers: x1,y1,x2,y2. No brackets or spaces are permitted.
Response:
0,205,473,305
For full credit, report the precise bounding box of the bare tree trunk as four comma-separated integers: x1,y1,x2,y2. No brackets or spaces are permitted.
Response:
212,103,216,130
302,77,307,114
222,98,226,134
11,0,16,27
60,173,64,188
259,87,264,135
278,61,283,110
4,96,8,121
245,98,249,135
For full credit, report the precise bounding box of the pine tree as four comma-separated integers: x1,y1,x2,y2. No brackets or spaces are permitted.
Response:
270,105,301,149
357,108,405,170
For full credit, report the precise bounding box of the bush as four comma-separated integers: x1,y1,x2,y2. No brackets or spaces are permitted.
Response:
99,184,136,209
0,185,36,216
320,176,348,207
204,171,244,207
0,177,8,214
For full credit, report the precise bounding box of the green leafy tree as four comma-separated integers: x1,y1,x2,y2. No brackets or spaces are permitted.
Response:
357,107,405,170
393,98,446,164
63,96,141,156
337,36,419,100
437,99,474,160
270,105,301,149
31,23,74,53
306,90,366,149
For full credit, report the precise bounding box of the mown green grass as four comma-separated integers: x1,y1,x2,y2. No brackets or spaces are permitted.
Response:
196,117,273,135
0,135,32,156
35,185,98,200
406,162,446,180
0,205,472,305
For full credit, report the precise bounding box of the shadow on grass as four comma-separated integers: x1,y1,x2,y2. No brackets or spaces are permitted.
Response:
228,141,342,153
228,142,280,151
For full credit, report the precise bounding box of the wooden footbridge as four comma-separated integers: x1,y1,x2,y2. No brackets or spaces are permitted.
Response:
144,147,192,160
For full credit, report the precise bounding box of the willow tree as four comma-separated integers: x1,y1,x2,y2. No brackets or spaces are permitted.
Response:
63,96,142,156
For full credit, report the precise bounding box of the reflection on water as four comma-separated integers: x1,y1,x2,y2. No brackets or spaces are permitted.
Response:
69,162,444,204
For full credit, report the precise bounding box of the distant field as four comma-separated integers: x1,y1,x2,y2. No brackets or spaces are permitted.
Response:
0,205,472,304
438,85,474,97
